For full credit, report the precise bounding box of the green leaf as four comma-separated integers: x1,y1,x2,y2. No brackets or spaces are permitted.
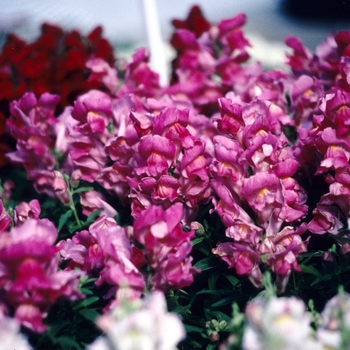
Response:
185,324,204,333
53,336,81,350
58,210,73,232
79,308,100,322
208,272,219,290
196,289,232,296
211,294,246,307
300,264,322,277
223,273,240,287
80,288,94,296
72,186,94,194
74,296,100,310
83,209,102,227
194,256,219,271
206,344,217,350
192,237,205,246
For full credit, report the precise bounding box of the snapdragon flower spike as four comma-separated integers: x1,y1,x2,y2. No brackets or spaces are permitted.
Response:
59,216,145,307
94,224,145,300
212,242,263,287
290,75,323,127
319,88,350,137
79,190,118,218
133,203,198,291
117,48,161,99
69,91,114,182
13,199,41,226
6,92,59,172
179,139,211,208
136,134,177,177
0,218,83,332
217,13,250,59
241,172,284,227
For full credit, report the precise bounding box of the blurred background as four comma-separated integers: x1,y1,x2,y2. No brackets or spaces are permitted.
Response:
1,0,350,69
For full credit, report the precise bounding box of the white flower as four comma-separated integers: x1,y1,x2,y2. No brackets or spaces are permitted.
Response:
316,292,350,349
88,291,185,350
243,296,322,350
0,317,31,350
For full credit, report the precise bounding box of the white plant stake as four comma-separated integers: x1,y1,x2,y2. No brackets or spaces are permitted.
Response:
141,0,168,86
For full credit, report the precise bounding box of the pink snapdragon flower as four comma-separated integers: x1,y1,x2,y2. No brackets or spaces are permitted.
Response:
6,92,59,172
136,134,176,177
117,48,161,99
68,90,113,182
133,203,198,291
0,218,83,332
241,172,284,226
13,199,40,225
212,242,263,287
85,57,118,94
59,216,145,307
319,88,350,137
80,190,118,217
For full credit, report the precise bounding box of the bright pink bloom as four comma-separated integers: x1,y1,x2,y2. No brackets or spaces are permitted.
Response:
85,57,118,94
285,36,314,75
117,48,160,98
0,219,83,332
241,172,284,225
211,179,243,227
308,204,345,234
151,241,198,290
133,203,192,249
153,107,195,149
260,225,308,292
71,90,113,136
139,175,181,204
215,98,244,138
136,134,176,177
319,89,350,136
14,199,41,226
279,177,308,222
94,225,144,294
80,190,118,217
218,13,250,58
225,218,263,246
6,92,59,142
290,75,323,127
212,242,262,287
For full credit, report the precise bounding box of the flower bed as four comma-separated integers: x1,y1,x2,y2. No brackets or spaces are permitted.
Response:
1,5,350,350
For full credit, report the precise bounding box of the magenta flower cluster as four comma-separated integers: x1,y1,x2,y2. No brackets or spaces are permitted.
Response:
2,6,350,338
